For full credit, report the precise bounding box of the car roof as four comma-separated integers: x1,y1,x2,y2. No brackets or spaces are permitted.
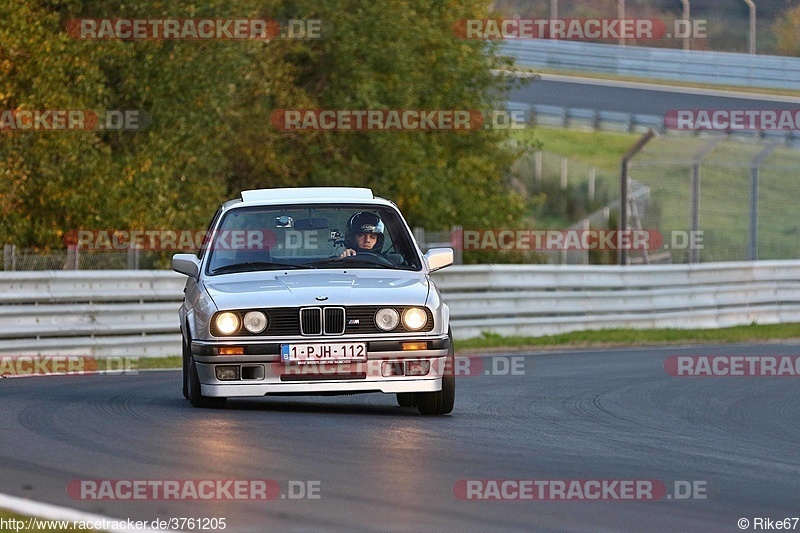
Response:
240,187,375,204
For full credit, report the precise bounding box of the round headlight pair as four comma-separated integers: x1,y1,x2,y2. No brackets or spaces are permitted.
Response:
374,307,428,331
215,311,268,335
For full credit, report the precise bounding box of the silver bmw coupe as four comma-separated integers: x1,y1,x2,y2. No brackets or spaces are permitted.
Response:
172,187,455,414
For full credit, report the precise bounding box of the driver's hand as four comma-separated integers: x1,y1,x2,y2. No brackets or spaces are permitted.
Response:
338,248,356,259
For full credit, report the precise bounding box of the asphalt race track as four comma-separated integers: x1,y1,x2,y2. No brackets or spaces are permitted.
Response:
1,343,799,532
509,76,800,116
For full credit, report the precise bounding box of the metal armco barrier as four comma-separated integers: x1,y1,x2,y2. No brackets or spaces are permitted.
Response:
2,261,800,356
504,40,800,90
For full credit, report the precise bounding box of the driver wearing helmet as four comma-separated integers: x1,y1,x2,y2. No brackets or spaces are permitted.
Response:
338,211,386,258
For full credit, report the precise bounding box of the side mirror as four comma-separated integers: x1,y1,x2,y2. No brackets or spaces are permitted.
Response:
172,254,201,278
425,248,454,272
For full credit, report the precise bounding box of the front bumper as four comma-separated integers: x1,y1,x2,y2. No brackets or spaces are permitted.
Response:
192,336,450,397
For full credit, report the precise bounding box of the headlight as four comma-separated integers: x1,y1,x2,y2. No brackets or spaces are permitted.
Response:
401,307,428,331
215,312,240,335
243,311,268,334
375,308,400,331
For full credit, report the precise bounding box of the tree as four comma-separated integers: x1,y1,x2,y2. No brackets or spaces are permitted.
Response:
774,4,800,57
1,0,528,251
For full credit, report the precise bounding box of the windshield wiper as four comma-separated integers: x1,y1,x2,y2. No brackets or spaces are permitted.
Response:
307,257,397,269
211,261,312,274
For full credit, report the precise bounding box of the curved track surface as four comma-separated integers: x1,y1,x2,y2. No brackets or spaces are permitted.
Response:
509,76,800,116
1,343,799,532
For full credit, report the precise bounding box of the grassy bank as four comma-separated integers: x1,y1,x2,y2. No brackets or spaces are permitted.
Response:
455,323,800,352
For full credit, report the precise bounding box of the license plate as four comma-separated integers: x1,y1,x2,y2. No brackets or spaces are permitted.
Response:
281,342,367,364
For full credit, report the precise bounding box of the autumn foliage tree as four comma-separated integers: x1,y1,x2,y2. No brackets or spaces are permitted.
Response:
1,0,528,250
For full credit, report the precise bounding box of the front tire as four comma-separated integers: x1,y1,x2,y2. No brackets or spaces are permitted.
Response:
181,334,190,400
397,393,416,407
186,338,227,409
417,331,455,415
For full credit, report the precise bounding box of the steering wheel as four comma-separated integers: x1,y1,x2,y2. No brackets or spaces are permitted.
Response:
343,251,395,267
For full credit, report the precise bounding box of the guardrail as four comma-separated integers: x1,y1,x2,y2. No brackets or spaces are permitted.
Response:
512,102,799,143
2,261,799,356
504,40,800,90
0,271,185,357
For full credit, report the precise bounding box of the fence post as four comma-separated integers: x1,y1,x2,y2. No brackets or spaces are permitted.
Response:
620,129,656,265
534,151,542,182
65,245,79,270
689,138,721,263
3,244,14,271
749,142,780,261
588,167,596,202
582,217,590,265
560,157,568,189
127,245,141,270
451,225,463,265
413,227,426,252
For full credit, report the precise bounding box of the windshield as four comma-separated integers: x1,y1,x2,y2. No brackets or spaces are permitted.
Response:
204,203,422,275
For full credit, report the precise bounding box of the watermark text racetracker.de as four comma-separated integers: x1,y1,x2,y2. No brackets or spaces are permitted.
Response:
0,356,138,377
665,355,800,377
68,479,321,500
454,479,708,500
665,109,800,131
270,109,529,131
0,109,148,131
67,18,328,40
268,356,527,379
454,18,707,41
451,229,704,252
65,228,313,252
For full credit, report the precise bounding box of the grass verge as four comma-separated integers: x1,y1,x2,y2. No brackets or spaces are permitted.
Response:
455,322,800,352
515,125,637,172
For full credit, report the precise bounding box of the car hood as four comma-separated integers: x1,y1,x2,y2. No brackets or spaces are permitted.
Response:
203,270,430,310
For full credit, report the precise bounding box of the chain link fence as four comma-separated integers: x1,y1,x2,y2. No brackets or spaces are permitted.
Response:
1,245,167,271
627,134,800,263
4,134,798,269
